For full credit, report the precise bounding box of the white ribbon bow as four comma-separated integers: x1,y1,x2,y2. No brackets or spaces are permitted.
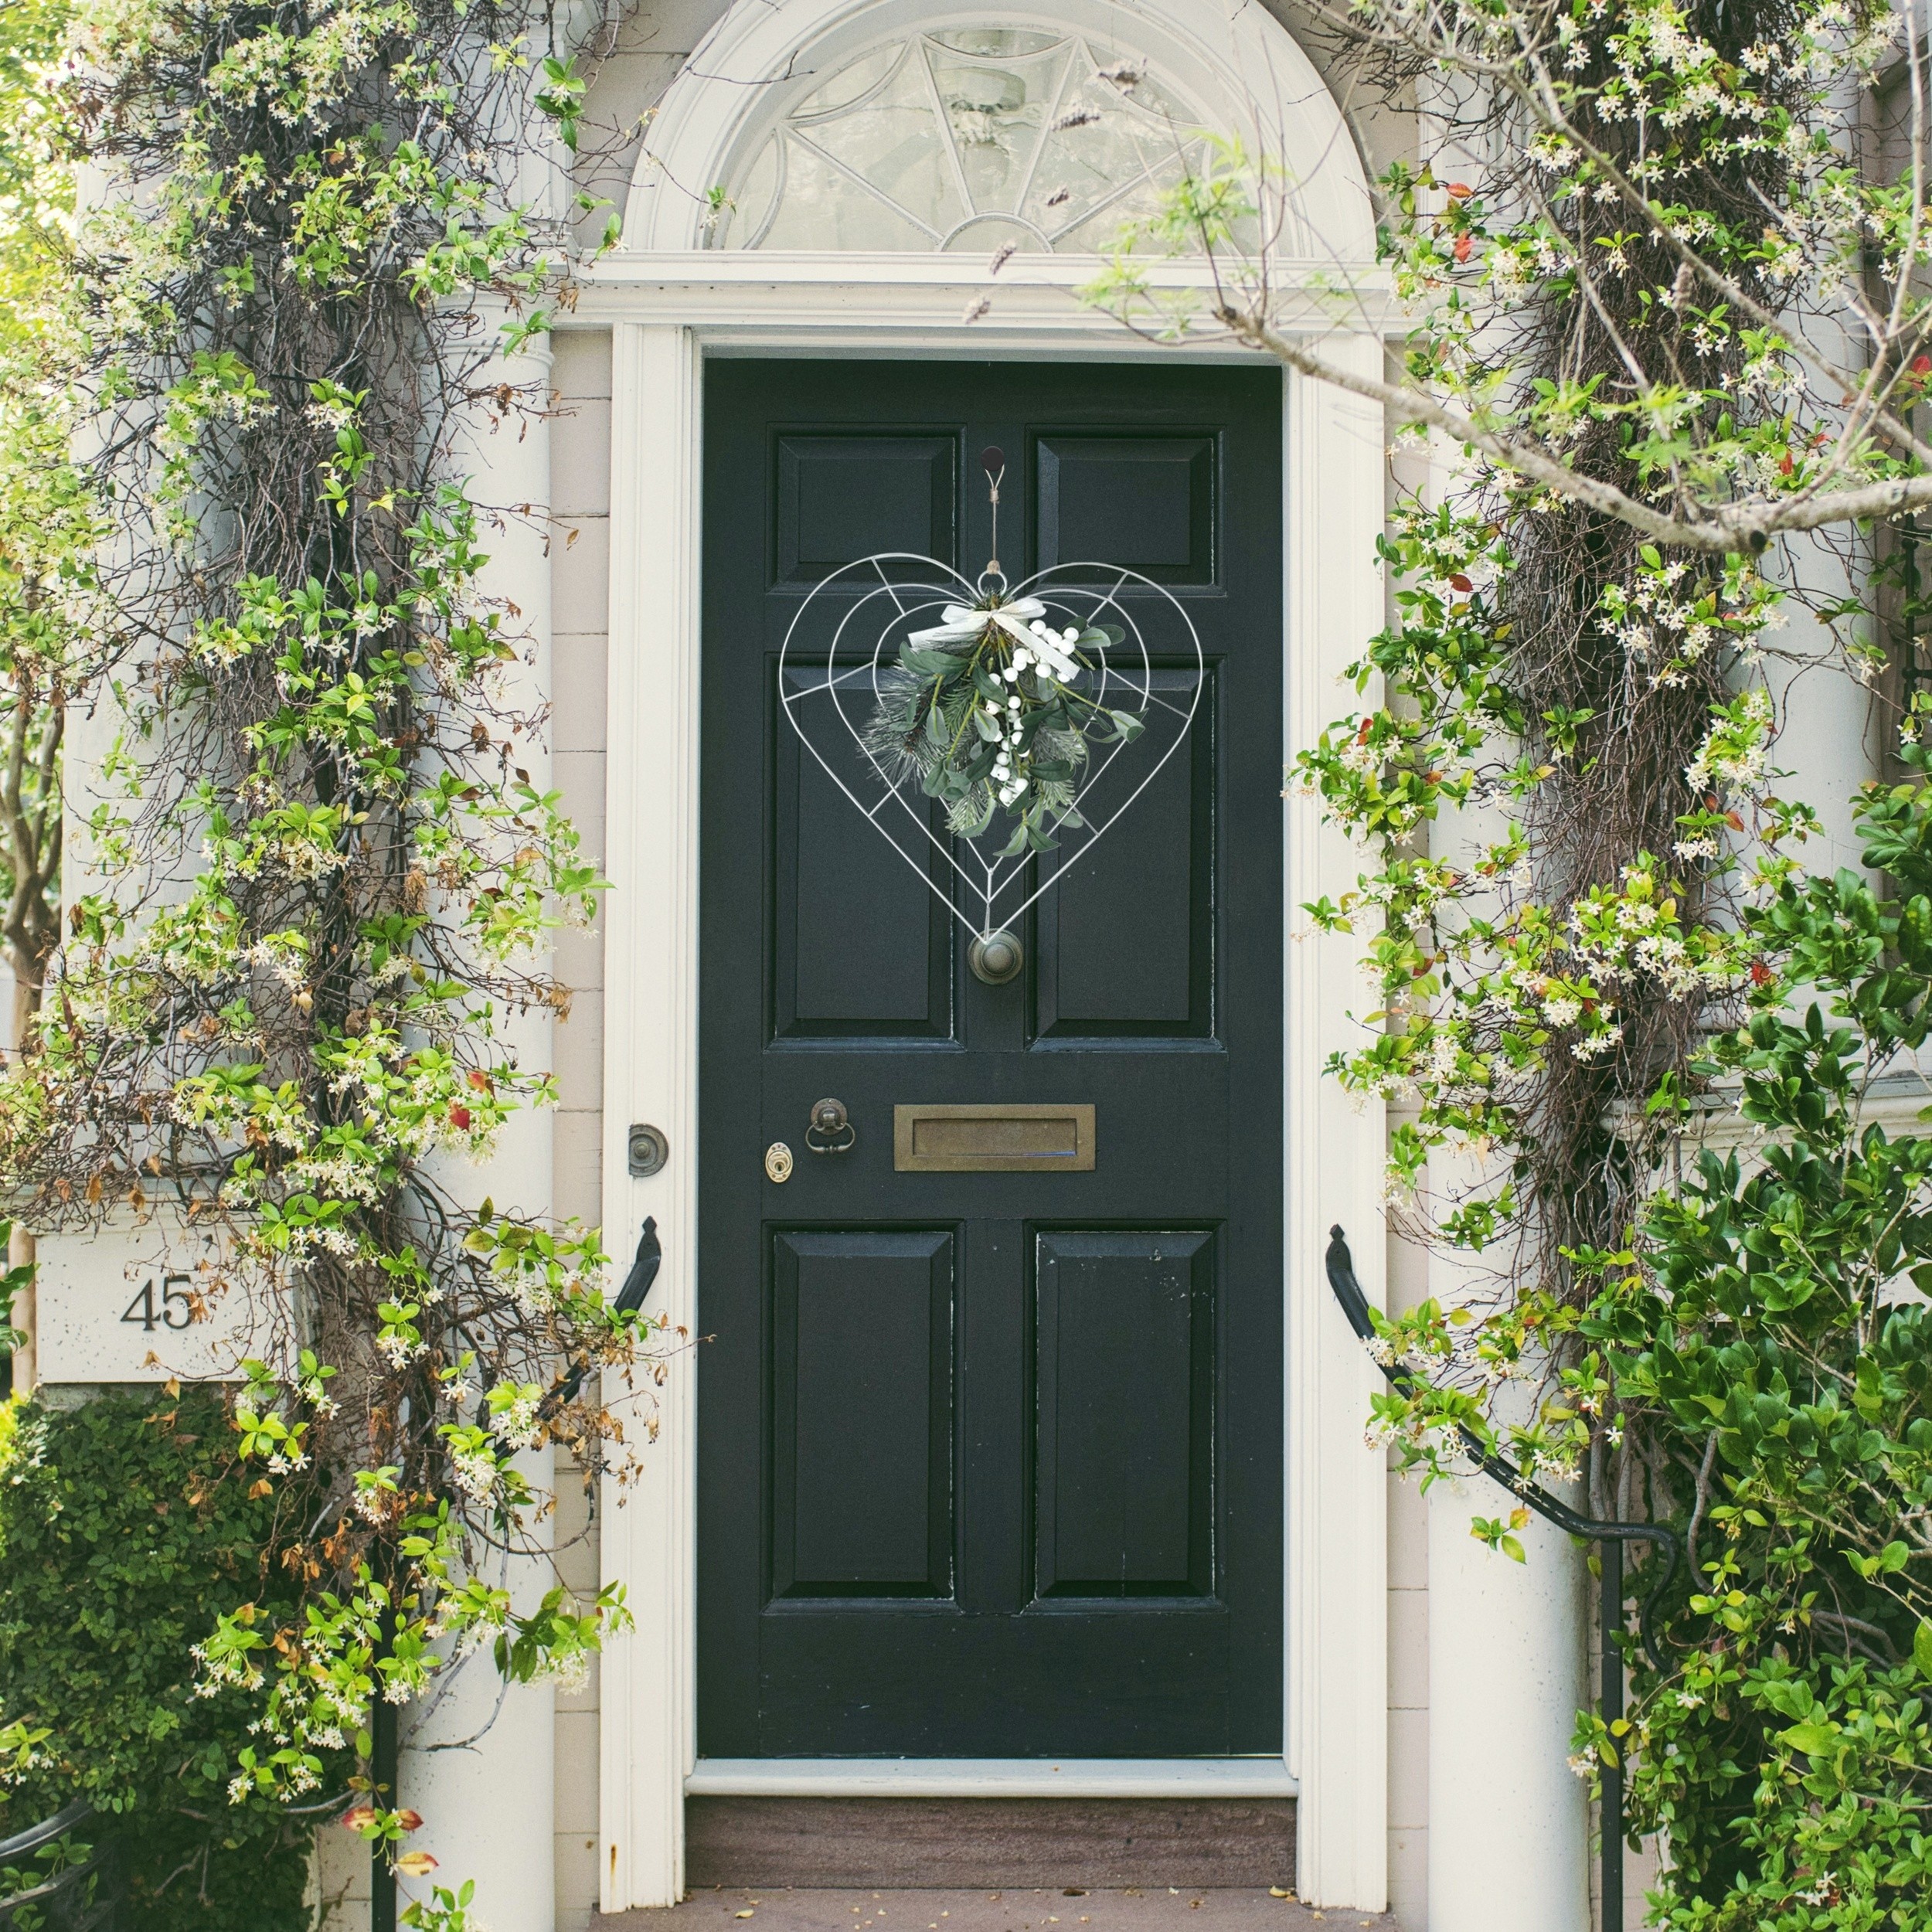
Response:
906,596,1047,648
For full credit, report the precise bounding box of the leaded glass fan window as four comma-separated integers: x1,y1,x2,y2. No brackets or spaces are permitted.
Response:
712,28,1208,252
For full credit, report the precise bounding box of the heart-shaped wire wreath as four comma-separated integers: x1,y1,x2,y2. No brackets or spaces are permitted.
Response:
779,448,1203,981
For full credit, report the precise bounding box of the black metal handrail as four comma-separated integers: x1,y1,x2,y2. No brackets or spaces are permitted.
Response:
0,1802,94,1866
0,1803,122,1931
1325,1226,1682,1930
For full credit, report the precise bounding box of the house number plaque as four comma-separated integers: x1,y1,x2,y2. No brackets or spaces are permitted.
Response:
33,1221,277,1383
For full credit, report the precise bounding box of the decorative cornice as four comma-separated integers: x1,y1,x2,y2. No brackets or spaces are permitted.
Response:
563,248,1394,338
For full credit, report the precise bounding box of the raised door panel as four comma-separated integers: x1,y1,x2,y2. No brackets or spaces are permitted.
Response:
1036,435,1216,584
1032,1227,1216,1599
1032,667,1215,1043
775,434,956,583
773,665,954,1042
769,1228,955,1599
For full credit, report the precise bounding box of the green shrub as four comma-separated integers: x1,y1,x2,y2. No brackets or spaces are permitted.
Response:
1574,757,1932,1930
0,1387,339,1929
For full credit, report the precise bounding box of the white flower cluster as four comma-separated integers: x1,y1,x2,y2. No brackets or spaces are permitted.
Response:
451,1445,500,1501
542,1650,593,1696
376,1326,424,1369
1685,689,1774,799
492,1388,543,1452
192,1638,265,1697
985,621,1082,808
1600,563,1781,689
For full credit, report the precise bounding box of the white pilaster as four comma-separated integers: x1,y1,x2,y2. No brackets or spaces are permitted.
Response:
405,328,557,1930
598,321,702,1912
404,1452,558,1930
1284,344,1390,1913
1427,1481,1589,1932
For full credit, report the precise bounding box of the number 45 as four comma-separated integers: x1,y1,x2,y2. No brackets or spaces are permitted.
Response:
121,1274,196,1332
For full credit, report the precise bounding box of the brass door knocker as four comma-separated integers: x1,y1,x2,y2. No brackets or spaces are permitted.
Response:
806,1097,857,1154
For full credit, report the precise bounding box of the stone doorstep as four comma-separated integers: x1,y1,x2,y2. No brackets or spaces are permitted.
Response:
596,1889,1396,1932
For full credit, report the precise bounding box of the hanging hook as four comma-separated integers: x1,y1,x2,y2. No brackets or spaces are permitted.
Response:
980,444,1006,593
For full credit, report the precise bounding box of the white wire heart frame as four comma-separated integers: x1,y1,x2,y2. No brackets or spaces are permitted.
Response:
778,553,1205,943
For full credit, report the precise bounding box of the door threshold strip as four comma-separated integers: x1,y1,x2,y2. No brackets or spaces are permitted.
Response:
685,1760,1299,1799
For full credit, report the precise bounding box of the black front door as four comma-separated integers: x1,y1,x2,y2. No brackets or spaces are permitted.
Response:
697,359,1283,1757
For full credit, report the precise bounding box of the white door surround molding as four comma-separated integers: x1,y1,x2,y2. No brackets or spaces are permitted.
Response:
591,0,1389,1914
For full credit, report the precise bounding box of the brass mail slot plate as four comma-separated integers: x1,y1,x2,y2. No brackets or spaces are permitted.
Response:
894,1103,1096,1173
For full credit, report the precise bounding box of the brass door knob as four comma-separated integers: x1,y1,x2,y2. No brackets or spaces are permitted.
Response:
968,928,1024,985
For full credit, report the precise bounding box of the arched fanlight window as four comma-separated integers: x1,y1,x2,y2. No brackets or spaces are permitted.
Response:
711,27,1209,252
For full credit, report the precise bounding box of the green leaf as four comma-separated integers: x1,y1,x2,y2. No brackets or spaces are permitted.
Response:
953,792,995,838
1915,1619,1932,1681
1781,1721,1839,1757
900,646,960,676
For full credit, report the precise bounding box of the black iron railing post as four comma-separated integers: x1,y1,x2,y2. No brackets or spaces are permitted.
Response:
1324,1226,1677,1932
372,1598,397,1932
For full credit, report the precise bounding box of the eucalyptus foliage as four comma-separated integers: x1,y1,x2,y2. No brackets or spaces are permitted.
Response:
0,0,645,1916
863,596,1142,851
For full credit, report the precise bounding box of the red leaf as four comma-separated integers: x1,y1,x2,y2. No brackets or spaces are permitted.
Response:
448,1104,472,1131
1446,182,1473,199
1750,959,1773,987
466,1068,491,1092
1449,573,1474,592
1778,451,1794,476
1453,233,1473,263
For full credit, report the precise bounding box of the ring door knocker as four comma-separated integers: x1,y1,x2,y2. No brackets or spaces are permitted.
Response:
806,1097,857,1155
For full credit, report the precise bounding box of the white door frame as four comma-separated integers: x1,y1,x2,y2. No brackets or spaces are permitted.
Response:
586,1,1391,1913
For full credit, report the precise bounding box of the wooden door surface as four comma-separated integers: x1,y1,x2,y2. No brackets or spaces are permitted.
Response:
697,358,1284,1757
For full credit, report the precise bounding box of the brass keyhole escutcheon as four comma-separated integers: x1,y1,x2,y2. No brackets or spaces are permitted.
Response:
764,1141,794,1184
968,928,1024,985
